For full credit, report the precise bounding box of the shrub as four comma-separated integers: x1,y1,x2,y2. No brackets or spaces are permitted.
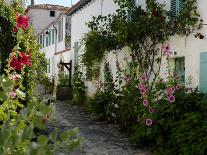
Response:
39,74,54,94
57,69,69,87
72,66,86,105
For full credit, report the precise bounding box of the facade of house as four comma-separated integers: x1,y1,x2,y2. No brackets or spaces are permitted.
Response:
27,4,69,34
37,9,72,84
66,0,207,96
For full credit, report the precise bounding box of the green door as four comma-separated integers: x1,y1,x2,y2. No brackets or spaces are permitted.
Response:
200,52,207,93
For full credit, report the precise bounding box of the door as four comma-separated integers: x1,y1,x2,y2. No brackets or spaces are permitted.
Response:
200,52,207,93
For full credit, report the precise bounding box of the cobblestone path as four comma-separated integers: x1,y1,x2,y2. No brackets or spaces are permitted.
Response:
54,100,150,155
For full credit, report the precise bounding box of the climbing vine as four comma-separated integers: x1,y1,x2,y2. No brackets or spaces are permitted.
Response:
82,0,202,82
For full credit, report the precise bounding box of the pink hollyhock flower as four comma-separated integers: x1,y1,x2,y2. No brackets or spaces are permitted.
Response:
165,86,175,95
173,72,180,80
148,107,154,113
139,73,147,81
168,95,175,103
143,99,149,107
9,92,17,99
187,88,193,94
140,88,147,95
124,74,132,84
161,44,172,56
176,84,182,90
146,118,153,127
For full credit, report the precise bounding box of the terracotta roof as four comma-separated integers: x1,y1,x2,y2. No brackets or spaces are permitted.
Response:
28,4,69,11
64,0,93,15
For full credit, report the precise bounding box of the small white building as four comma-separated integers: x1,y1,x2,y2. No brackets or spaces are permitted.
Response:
67,0,207,95
37,8,72,84
27,4,69,34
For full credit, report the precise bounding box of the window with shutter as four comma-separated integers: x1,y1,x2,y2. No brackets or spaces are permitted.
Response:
170,0,184,19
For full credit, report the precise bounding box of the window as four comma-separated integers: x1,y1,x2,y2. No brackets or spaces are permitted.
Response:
169,57,185,83
171,0,184,19
58,19,63,42
50,11,55,17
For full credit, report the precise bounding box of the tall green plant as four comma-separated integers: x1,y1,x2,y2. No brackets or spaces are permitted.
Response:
72,66,86,105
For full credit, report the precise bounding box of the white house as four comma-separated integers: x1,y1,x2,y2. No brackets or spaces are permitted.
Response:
37,8,72,85
67,0,207,96
27,4,69,34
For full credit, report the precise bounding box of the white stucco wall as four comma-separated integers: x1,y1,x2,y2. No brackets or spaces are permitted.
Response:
71,0,207,96
71,0,119,96
28,9,62,34
168,0,207,88
40,15,71,79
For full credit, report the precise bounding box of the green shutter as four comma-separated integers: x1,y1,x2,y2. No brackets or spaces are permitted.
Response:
43,34,45,47
178,0,184,15
46,36,48,47
49,30,51,45
171,0,184,19
200,52,207,93
171,0,176,19
52,29,55,44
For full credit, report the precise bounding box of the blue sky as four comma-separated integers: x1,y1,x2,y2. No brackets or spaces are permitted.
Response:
33,0,80,7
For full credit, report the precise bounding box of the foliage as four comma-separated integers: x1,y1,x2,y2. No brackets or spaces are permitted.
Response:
38,74,54,94
0,1,82,154
0,77,82,155
65,35,71,48
82,0,202,80
72,66,86,105
88,49,207,154
0,0,47,104
57,69,69,87
89,62,120,122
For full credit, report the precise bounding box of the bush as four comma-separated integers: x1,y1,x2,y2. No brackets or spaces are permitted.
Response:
58,69,69,87
39,74,54,94
72,66,86,105
89,62,120,122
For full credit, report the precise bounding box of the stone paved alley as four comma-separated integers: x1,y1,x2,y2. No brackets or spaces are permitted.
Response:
54,100,150,155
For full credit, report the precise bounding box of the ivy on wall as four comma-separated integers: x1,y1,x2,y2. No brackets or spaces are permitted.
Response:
82,0,202,82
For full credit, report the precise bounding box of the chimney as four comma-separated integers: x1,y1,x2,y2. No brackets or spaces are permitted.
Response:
31,0,34,5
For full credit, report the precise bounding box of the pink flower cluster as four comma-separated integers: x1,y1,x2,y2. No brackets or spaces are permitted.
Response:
165,86,175,103
138,83,147,95
124,74,132,84
161,44,172,56
146,118,153,127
